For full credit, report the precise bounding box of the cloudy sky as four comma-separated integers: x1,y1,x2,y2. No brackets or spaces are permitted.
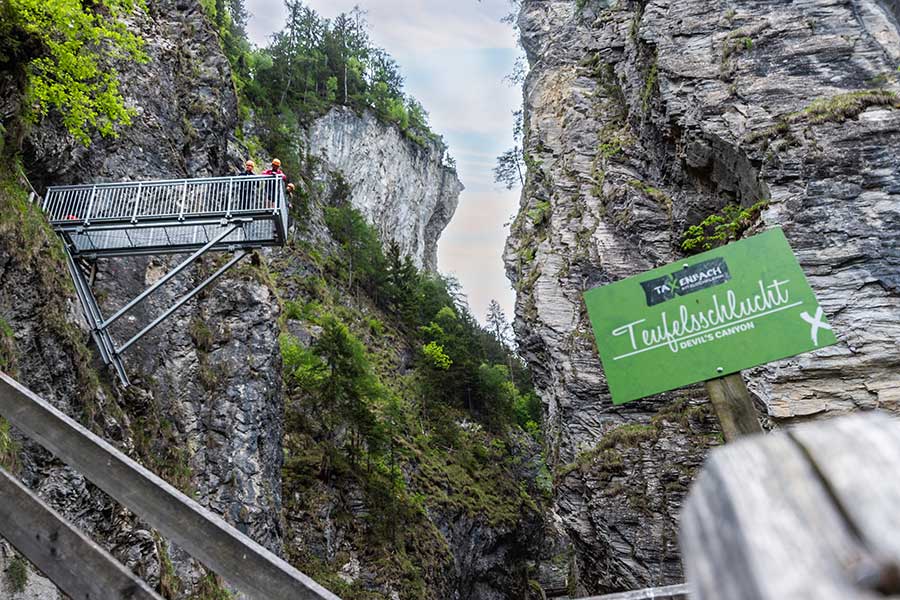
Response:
245,0,524,323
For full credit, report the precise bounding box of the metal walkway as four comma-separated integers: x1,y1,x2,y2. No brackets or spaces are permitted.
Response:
42,175,290,386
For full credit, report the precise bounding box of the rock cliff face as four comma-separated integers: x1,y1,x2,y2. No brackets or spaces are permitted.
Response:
24,0,239,186
308,107,463,270
2,0,284,595
505,0,900,594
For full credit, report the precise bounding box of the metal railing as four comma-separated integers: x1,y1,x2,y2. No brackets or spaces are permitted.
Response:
44,175,284,224
39,175,292,385
43,175,289,258
575,583,691,599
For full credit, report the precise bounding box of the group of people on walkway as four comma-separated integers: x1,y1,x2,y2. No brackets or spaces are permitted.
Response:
242,158,294,194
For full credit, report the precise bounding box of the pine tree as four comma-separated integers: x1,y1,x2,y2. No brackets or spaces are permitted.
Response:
485,300,512,349
493,110,525,189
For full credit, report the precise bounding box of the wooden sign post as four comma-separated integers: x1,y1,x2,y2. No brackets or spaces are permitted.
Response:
583,228,837,438
704,373,761,442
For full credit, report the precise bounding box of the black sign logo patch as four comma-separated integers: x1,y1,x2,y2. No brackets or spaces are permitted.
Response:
640,258,732,306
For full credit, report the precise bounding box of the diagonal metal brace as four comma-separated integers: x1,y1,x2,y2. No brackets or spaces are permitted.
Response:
100,223,241,330
117,250,249,354
64,247,130,385
61,223,251,387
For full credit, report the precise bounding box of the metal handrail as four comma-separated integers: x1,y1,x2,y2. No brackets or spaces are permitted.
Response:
46,175,278,190
43,175,287,227
575,583,691,599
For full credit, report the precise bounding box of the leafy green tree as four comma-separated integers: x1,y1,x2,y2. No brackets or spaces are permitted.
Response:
513,391,542,439
1,0,148,146
406,98,430,133
475,364,519,430
485,300,512,349
422,341,452,370
324,205,386,295
325,75,338,103
280,334,327,392
383,241,419,318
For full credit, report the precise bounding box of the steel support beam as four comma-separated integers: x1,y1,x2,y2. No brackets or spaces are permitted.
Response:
100,223,240,330
61,228,247,386
44,175,291,387
64,247,130,386
117,250,249,354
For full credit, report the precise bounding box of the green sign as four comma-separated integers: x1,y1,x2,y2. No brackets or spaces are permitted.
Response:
584,228,837,405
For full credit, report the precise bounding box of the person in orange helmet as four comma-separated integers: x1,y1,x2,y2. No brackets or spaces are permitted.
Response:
262,158,287,181
262,159,293,212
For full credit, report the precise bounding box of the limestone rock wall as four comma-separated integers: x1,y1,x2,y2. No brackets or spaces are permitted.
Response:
505,0,900,594
308,107,463,270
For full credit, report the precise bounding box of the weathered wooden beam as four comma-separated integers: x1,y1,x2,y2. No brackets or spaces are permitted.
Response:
703,372,762,441
575,582,690,599
0,466,163,600
680,412,900,599
0,372,340,600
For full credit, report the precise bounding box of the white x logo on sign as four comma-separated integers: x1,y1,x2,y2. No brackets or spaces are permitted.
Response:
800,307,832,346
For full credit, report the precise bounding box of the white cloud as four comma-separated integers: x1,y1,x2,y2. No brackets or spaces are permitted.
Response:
438,188,520,321
303,0,518,52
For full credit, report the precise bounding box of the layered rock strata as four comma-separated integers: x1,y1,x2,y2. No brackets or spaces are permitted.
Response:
506,0,900,593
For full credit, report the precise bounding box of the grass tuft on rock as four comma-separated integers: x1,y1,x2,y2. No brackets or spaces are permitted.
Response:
747,89,899,146
801,89,899,123
6,555,28,594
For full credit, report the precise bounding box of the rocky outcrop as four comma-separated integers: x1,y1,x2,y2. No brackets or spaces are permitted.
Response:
308,107,463,270
506,0,900,594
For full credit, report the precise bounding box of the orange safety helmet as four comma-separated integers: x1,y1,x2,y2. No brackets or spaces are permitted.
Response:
271,158,281,167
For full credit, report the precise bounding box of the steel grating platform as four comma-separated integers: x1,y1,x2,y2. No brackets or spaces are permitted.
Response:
42,175,291,386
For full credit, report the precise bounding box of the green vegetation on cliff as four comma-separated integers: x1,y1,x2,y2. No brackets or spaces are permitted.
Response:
681,200,768,253
273,196,546,598
0,0,147,145
204,0,446,177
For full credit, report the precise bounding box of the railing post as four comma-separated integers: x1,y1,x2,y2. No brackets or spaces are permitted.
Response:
131,182,142,224
83,185,98,226
226,177,233,218
179,180,188,221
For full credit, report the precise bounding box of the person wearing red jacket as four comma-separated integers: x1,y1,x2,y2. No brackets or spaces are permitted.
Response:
262,158,287,181
262,158,294,211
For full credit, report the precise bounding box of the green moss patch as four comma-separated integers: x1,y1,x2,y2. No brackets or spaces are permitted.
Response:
801,89,899,123
681,200,768,254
